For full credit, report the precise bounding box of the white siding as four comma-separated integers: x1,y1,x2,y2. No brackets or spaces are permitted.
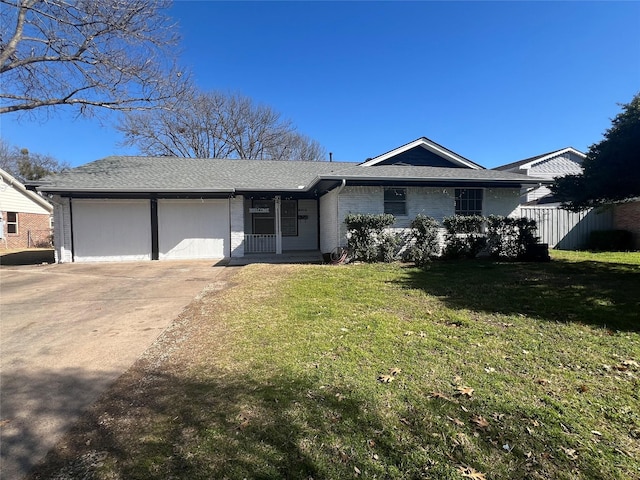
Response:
523,152,584,202
158,199,229,260
72,199,151,262
0,179,51,214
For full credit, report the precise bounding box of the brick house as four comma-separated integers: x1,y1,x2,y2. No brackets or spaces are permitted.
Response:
1,168,53,250
35,137,547,263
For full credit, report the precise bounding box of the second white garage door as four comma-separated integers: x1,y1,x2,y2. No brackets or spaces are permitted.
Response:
158,199,230,260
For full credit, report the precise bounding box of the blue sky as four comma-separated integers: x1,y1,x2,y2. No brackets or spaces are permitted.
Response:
2,1,639,168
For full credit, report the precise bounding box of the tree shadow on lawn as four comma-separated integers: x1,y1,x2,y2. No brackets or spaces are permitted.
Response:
25,363,635,480
395,258,640,332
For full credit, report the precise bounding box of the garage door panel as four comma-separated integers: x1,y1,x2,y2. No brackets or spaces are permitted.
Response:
73,200,151,262
158,199,229,260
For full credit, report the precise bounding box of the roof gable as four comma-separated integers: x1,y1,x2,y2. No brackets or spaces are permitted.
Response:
360,137,483,169
494,147,585,172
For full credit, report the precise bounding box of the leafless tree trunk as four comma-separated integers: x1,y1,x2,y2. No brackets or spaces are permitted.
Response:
118,90,328,161
1,0,187,116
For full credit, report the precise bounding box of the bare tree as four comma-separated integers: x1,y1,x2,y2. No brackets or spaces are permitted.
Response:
0,138,69,180
119,90,328,161
0,0,186,115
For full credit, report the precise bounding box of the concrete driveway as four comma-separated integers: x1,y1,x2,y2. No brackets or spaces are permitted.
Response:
0,260,228,480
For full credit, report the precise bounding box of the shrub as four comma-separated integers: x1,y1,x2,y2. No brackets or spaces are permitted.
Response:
442,215,486,259
487,215,538,260
406,214,440,267
442,215,485,258
588,230,634,251
344,213,395,262
379,231,403,263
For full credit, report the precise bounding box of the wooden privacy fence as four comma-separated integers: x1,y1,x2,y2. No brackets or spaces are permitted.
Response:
518,206,613,250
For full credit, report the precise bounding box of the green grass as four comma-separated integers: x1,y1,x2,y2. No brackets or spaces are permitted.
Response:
33,252,640,480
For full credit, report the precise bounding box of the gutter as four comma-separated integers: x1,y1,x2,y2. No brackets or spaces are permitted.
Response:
335,179,346,249
36,187,236,194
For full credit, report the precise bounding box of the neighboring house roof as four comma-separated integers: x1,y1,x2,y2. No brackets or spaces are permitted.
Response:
494,147,586,172
36,156,547,196
359,137,484,169
0,168,53,213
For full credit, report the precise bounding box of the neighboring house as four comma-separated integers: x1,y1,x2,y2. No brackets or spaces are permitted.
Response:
36,137,546,263
493,147,586,204
0,168,53,250
494,148,620,250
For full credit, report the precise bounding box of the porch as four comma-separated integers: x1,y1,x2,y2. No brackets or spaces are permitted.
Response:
241,195,318,254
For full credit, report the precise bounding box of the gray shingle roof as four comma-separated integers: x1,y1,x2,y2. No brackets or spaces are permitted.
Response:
37,156,547,194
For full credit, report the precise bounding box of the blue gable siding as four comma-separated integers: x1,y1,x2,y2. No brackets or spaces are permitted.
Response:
373,146,465,168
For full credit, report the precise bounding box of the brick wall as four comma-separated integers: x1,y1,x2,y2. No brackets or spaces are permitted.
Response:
613,200,640,250
1,211,52,250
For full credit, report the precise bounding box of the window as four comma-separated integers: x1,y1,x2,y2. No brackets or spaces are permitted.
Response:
252,200,274,234
251,199,298,236
384,188,407,216
6,212,18,234
455,189,483,216
281,200,298,236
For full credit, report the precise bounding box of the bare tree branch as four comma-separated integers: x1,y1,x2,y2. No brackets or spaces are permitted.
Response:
0,0,187,116
118,90,328,161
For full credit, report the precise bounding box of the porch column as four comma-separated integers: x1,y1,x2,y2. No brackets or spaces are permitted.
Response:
275,195,282,254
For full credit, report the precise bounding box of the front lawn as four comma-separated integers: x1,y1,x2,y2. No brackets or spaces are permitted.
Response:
31,252,640,479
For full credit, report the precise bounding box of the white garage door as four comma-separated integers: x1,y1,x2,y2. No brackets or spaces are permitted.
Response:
158,199,229,260
73,199,151,262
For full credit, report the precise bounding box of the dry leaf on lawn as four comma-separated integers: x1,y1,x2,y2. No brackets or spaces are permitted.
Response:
429,392,452,401
471,415,490,429
561,446,578,460
455,386,474,397
389,367,402,376
447,416,465,427
378,374,394,383
457,465,487,479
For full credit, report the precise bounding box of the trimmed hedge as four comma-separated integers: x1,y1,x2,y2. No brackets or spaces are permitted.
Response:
344,213,395,262
486,215,538,260
442,215,486,259
406,214,440,267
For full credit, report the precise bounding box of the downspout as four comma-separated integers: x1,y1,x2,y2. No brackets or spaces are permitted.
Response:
335,179,346,249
